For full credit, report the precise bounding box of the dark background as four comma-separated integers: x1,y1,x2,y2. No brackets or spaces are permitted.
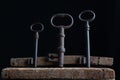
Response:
0,0,120,80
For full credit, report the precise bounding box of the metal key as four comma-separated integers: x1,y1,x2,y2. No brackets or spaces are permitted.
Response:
51,13,74,67
79,10,96,68
30,23,44,67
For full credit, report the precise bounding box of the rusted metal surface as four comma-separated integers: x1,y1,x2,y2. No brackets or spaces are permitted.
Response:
1,68,115,80
10,55,113,67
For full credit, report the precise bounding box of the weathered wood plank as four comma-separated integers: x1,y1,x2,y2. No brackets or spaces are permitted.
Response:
1,68,115,80
10,55,113,67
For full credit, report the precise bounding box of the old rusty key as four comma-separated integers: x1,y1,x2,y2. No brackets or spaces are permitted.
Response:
79,10,96,68
51,13,74,67
30,23,44,67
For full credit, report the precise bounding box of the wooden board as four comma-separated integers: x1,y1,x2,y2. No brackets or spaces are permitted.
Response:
10,55,113,67
1,68,115,80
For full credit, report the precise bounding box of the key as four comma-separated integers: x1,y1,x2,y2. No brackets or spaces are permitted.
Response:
51,13,74,67
79,10,96,68
30,23,44,67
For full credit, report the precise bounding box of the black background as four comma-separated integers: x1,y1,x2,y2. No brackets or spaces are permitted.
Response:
0,0,120,80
